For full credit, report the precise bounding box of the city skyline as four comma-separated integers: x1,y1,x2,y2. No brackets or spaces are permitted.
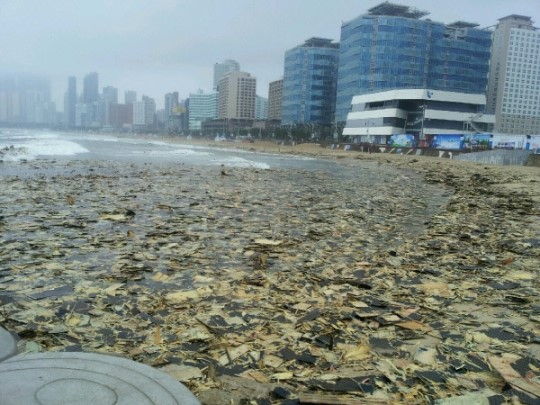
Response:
1,0,539,110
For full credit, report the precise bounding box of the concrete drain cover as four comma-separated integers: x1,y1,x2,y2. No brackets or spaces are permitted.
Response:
0,327,17,362
0,352,200,405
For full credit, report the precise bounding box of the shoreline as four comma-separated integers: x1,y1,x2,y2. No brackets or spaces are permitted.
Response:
0,138,539,404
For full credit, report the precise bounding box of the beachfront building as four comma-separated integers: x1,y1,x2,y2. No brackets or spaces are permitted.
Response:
343,88,495,147
125,91,137,104
100,86,119,126
486,15,540,135
268,79,283,122
82,72,99,104
188,89,218,131
133,95,156,129
64,76,77,127
169,100,189,134
218,71,256,120
108,103,133,129
281,37,339,128
164,92,179,131
102,86,118,104
335,2,492,125
255,96,268,119
213,59,240,91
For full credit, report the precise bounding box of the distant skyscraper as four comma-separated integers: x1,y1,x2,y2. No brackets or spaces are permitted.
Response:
133,95,156,127
188,89,218,130
268,79,283,121
486,15,540,134
282,37,339,126
64,76,77,126
213,59,240,90
255,96,268,119
99,86,118,126
102,86,118,104
125,90,137,104
335,2,492,123
164,92,179,129
82,72,99,104
218,71,256,119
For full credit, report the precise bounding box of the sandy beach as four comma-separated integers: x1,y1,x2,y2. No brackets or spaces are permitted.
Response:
0,139,539,404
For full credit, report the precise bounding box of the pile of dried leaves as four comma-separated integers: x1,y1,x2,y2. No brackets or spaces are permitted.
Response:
0,154,539,404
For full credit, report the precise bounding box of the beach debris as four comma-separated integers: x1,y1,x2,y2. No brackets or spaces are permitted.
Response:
0,153,538,403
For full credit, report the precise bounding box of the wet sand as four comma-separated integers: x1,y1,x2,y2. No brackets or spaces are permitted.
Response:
0,139,539,404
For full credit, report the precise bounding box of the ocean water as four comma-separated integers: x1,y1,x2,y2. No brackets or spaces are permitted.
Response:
0,129,325,171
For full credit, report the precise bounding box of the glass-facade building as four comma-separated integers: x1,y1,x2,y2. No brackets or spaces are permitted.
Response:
282,37,339,126
335,5,492,123
188,89,218,130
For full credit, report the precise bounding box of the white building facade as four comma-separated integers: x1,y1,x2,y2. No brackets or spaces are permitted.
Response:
486,15,540,135
133,96,156,127
218,71,256,120
343,89,495,146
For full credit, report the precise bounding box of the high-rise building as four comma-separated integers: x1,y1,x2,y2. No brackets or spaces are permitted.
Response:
255,96,268,119
213,59,240,90
100,86,119,126
164,92,179,129
75,103,91,127
282,37,339,126
102,86,118,104
335,2,492,124
109,103,133,129
64,76,77,126
125,90,137,104
133,95,156,127
188,89,218,130
218,71,256,119
82,72,99,104
486,15,540,134
268,79,283,121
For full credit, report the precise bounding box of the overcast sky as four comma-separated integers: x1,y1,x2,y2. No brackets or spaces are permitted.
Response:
1,0,539,109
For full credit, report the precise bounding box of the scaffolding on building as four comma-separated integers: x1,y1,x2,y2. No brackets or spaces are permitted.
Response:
367,2,429,19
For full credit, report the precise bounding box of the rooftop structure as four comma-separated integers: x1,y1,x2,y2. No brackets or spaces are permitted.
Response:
446,21,480,28
301,37,339,49
367,1,428,19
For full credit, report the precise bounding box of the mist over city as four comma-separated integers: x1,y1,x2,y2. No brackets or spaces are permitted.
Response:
1,0,538,108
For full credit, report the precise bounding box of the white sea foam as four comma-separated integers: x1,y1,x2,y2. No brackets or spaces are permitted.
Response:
0,132,89,161
131,147,212,157
213,156,270,169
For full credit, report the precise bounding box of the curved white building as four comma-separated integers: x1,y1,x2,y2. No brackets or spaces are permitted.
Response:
343,89,495,146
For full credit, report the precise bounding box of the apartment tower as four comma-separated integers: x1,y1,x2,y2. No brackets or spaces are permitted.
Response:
486,15,540,134
218,71,256,119
268,79,283,122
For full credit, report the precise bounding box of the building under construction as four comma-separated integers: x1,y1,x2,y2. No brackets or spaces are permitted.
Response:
335,2,492,124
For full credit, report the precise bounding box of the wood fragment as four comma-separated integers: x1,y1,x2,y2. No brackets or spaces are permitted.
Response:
298,393,386,404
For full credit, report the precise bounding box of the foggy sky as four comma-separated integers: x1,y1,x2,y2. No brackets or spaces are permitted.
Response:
1,0,539,109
